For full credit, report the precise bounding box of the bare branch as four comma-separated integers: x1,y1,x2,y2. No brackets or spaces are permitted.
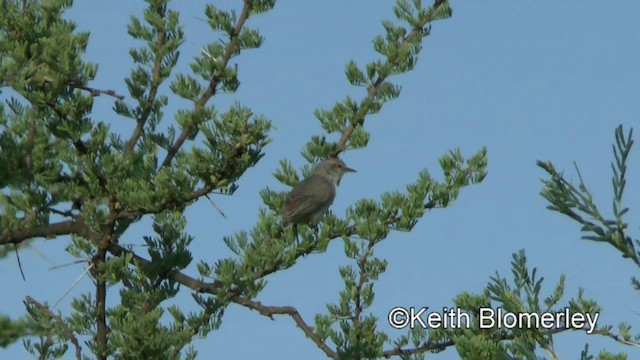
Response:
233,295,338,359
78,86,125,100
204,194,227,219
53,263,93,308
13,244,26,281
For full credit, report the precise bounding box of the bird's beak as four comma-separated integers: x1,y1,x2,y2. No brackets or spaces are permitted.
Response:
344,166,356,173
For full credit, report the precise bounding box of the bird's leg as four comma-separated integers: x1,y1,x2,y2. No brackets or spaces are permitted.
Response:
293,223,300,245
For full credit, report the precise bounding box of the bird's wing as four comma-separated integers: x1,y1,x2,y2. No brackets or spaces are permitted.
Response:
283,176,335,224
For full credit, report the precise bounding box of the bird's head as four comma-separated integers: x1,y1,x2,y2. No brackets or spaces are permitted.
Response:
314,158,356,184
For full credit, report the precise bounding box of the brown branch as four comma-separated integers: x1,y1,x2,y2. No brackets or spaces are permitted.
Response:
78,86,124,100
124,4,167,157
0,216,102,250
47,207,76,218
94,248,108,360
92,198,118,356
116,184,214,220
109,191,446,297
0,220,78,246
25,117,36,182
233,295,338,359
249,242,316,280
197,0,250,108
107,235,316,298
333,75,385,156
107,243,223,293
160,0,252,169
25,296,82,360
98,163,473,355
352,240,375,355
1,74,123,100
107,206,421,294
591,328,640,347
1,216,107,359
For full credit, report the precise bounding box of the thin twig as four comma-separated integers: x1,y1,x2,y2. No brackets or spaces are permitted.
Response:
234,295,338,359
78,86,125,100
53,263,93,308
13,244,26,281
593,328,640,347
204,194,227,219
48,260,86,271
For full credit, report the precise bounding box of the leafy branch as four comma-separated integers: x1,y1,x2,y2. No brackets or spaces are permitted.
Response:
538,125,639,268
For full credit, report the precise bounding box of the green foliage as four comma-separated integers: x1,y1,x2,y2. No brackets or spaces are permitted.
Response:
306,0,452,160
538,125,640,356
0,0,635,358
1,0,273,357
538,125,637,264
580,343,628,360
0,314,39,348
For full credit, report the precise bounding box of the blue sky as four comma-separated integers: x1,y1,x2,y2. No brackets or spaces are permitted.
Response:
2,1,640,359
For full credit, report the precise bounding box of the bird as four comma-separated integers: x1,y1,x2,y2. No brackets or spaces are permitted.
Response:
282,158,356,228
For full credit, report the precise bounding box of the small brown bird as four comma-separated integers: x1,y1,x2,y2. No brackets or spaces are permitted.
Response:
282,158,356,227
